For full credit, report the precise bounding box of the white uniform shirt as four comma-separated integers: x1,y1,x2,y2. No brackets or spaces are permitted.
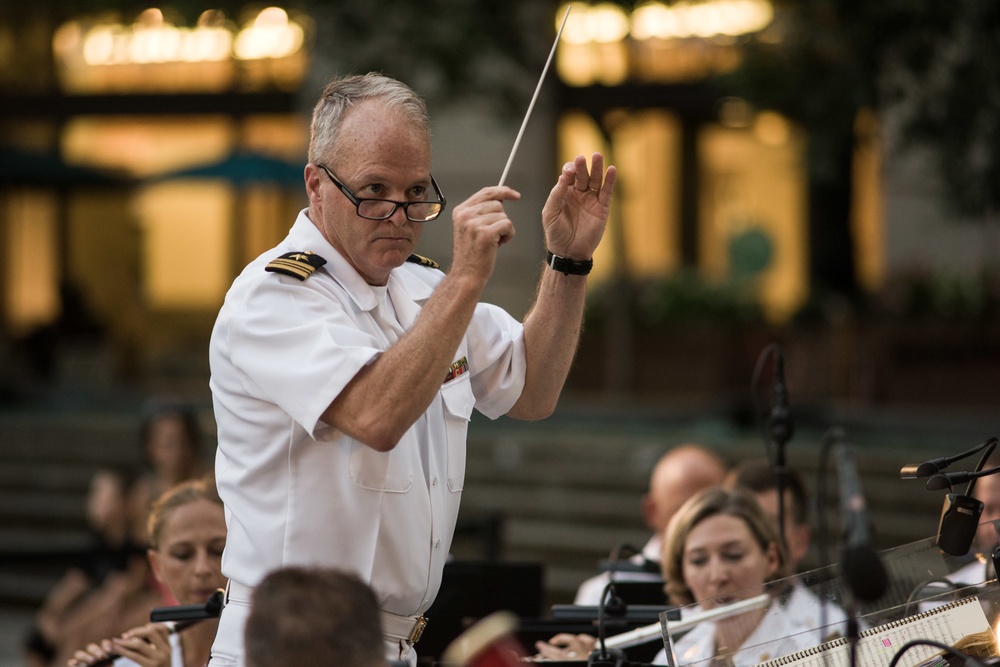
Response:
210,210,526,617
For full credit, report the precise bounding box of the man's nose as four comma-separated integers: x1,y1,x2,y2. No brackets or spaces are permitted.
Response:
388,204,410,226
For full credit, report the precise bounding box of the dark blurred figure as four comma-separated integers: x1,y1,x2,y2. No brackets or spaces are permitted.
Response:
130,399,210,527
24,466,143,667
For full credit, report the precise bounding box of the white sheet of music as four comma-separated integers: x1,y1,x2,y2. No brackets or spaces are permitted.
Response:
753,596,991,667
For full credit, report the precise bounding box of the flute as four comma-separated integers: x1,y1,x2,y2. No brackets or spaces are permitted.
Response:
603,593,772,650
80,589,224,666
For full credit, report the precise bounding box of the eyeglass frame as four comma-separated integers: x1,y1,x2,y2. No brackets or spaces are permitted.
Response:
316,163,447,222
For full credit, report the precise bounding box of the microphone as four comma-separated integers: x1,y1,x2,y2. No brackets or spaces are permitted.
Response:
936,493,984,557
900,438,998,479
767,348,793,446
927,464,1000,491
899,458,948,479
834,441,889,602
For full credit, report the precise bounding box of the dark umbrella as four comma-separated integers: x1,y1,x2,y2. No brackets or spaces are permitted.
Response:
0,145,129,187
153,150,307,276
155,150,304,186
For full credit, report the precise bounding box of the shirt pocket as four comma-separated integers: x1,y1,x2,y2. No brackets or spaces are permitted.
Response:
349,442,413,492
440,373,474,492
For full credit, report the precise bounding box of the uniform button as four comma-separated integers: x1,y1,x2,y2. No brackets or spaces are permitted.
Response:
435,539,441,549
432,477,438,486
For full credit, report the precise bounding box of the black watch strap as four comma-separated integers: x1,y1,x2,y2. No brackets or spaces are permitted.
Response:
546,250,593,276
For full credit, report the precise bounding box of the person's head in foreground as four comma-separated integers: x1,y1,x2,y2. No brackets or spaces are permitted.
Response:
244,566,385,667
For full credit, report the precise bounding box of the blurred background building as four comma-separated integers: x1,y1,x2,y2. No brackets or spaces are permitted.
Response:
1,0,999,662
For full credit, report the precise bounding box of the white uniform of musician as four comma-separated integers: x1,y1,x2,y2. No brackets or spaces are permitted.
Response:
659,591,840,667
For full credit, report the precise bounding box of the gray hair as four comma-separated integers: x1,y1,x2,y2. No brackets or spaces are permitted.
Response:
308,72,430,166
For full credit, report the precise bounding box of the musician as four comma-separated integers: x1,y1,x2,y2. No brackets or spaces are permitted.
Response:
725,459,848,635
574,445,727,605
536,488,832,665
66,477,226,667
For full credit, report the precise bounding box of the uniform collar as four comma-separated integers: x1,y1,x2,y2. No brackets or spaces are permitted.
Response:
289,209,434,313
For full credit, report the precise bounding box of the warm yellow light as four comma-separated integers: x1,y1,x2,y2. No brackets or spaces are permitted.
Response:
60,5,303,68
233,7,304,60
631,0,773,41
560,3,629,44
632,3,680,40
754,111,790,146
589,4,630,43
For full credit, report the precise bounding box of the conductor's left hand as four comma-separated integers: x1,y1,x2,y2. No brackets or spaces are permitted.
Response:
541,153,616,262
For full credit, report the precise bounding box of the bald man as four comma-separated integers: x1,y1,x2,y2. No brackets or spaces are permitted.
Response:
574,444,727,605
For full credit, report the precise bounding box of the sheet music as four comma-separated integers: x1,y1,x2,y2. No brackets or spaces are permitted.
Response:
753,596,991,667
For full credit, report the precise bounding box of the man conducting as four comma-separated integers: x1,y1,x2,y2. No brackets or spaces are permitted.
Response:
208,72,616,665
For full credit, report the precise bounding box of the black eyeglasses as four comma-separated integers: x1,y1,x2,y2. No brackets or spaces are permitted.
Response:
317,164,447,222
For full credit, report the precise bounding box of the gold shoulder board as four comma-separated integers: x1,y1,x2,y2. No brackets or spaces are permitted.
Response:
406,253,440,269
265,251,327,281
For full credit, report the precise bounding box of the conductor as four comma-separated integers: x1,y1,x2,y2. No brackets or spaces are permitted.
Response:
207,72,616,666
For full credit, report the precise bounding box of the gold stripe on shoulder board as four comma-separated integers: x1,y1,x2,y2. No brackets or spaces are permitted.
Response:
406,253,440,269
265,251,328,281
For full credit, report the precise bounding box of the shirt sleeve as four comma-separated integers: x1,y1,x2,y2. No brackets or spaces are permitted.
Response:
227,276,381,438
465,302,526,420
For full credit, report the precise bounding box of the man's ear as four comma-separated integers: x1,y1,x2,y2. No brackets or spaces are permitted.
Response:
304,164,324,206
641,494,657,531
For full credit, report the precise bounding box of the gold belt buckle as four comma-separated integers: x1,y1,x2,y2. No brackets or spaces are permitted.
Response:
409,615,428,644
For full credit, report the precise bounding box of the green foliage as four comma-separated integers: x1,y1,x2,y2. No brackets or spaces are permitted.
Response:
586,272,764,328
718,0,1000,215
872,268,1000,322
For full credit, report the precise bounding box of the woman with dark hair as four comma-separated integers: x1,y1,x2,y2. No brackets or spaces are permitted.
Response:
131,401,209,523
536,488,828,665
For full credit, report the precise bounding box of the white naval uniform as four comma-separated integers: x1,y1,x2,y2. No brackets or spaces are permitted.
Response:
207,211,526,665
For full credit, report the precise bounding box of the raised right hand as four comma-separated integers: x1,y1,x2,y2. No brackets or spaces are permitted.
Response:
448,185,521,289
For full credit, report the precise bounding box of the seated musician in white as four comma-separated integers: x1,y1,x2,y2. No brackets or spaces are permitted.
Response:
536,488,842,665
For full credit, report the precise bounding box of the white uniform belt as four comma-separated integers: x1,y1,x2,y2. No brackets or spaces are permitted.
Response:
227,580,426,644
226,579,254,603
380,609,429,645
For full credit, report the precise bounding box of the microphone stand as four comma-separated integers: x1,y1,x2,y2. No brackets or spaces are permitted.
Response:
754,342,794,552
768,350,793,553
590,574,628,665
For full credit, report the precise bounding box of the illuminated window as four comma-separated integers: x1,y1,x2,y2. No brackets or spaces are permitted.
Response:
3,191,59,335
134,182,232,309
699,112,808,322
52,6,311,94
851,108,885,292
